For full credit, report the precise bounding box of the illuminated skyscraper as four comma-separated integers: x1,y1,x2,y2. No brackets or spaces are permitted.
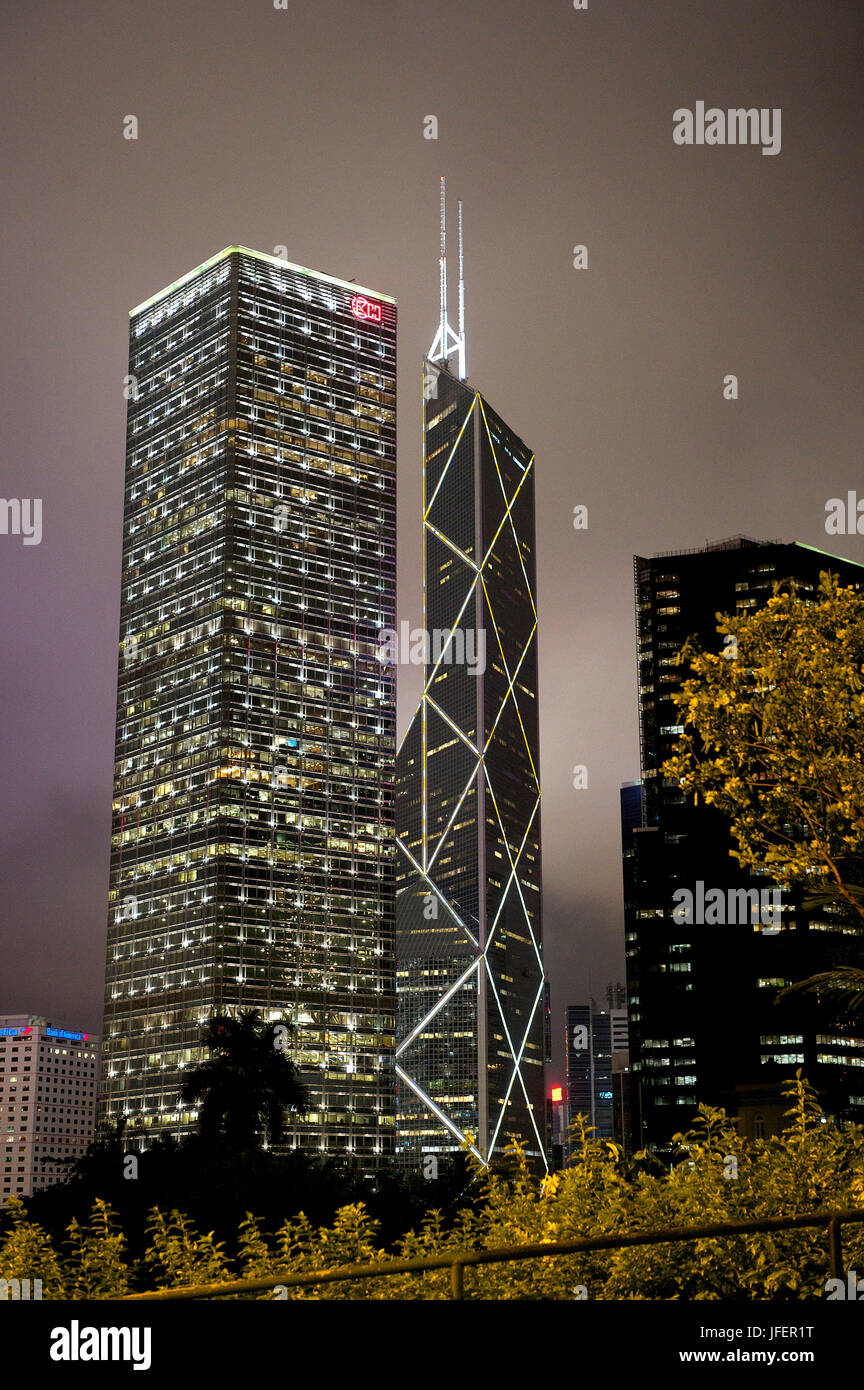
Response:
564,1001,629,1157
103,247,397,1168
394,185,546,1166
0,1016,100,1208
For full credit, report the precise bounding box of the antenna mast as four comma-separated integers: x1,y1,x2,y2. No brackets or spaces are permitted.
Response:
428,176,467,380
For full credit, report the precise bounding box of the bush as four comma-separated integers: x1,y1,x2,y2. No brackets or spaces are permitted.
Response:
3,1075,862,1300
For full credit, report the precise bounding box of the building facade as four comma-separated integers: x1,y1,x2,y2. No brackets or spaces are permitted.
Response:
565,1000,629,1154
394,361,546,1167
102,247,397,1168
624,538,864,1151
0,1016,100,1207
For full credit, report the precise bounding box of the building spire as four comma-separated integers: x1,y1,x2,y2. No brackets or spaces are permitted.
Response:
428,176,466,379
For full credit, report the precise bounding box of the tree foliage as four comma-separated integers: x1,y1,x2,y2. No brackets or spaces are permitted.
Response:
4,1077,864,1300
179,1010,308,1149
663,571,864,1007
664,573,864,917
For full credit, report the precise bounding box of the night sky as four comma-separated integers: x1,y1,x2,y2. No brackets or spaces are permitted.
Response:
1,0,863,1086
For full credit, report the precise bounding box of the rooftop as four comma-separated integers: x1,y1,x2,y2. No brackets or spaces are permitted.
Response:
129,245,396,318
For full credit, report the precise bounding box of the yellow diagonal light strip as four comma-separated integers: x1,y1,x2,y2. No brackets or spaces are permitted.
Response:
421,696,427,869
423,395,477,520
482,619,538,758
477,432,536,579
478,398,537,619
480,575,540,790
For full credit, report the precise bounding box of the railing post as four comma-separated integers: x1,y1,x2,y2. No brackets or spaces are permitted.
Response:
450,1261,464,1300
828,1214,843,1282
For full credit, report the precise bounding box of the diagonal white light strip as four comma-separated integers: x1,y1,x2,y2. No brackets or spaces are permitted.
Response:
395,835,479,948
425,695,481,760
511,987,551,1167
424,519,479,574
484,770,543,966
395,1064,486,1166
486,974,547,1161
402,570,483,761
419,573,480,697
483,792,542,966
427,761,481,874
395,956,481,1058
484,966,528,1157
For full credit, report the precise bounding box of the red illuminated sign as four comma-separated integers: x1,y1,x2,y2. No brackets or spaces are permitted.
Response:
350,294,382,323
551,1086,563,1104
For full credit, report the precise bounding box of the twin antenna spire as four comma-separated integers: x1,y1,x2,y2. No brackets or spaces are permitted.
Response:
427,176,467,380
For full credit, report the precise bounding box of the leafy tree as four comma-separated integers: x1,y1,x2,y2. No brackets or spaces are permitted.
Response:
3,1076,864,1299
179,1010,308,1150
0,1197,68,1297
64,1199,132,1299
663,571,864,1008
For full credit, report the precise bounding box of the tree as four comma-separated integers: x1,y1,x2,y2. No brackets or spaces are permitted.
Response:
663,570,864,1009
179,1010,308,1151
6,1077,864,1299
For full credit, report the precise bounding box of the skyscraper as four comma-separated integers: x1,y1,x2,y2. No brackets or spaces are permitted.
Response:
0,1016,100,1207
624,537,864,1152
394,186,546,1166
103,247,397,1168
564,1001,629,1155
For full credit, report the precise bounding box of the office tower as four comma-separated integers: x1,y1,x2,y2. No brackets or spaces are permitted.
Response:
394,184,546,1167
0,1016,100,1207
103,247,397,1168
624,537,864,1152
564,1002,628,1154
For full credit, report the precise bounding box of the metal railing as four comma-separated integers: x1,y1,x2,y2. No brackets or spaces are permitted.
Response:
123,1207,864,1301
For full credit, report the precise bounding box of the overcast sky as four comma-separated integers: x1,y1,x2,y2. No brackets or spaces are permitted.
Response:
1,0,863,1085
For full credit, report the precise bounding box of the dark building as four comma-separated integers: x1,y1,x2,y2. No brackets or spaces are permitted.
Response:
624,538,864,1152
394,358,546,1167
102,247,397,1169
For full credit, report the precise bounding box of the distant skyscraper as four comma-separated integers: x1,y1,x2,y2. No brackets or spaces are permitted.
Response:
103,247,397,1169
394,183,546,1167
565,1002,628,1154
624,537,864,1151
0,1016,100,1207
